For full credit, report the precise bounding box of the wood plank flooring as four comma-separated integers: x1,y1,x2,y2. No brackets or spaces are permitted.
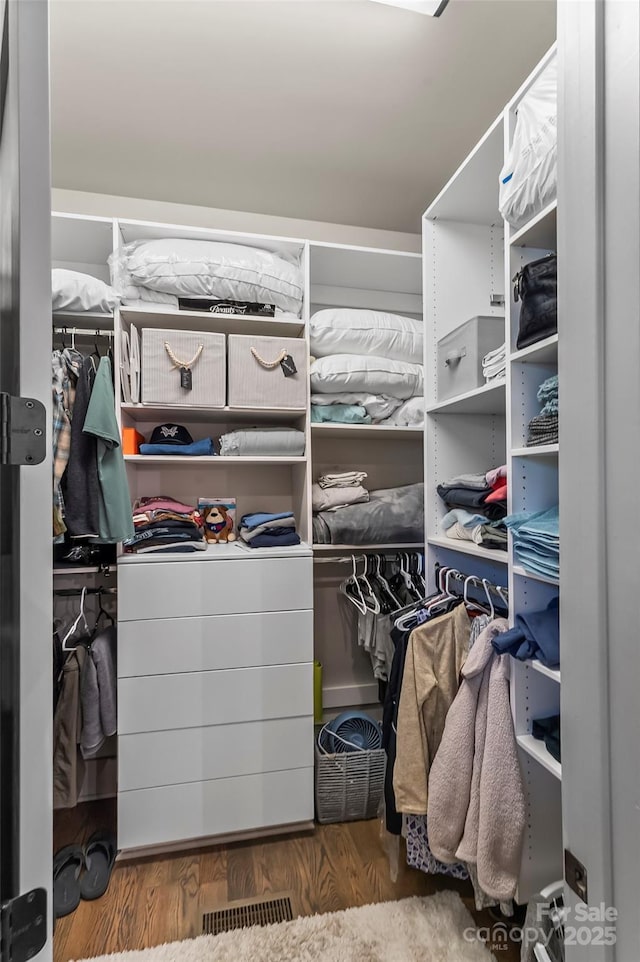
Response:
54,801,519,962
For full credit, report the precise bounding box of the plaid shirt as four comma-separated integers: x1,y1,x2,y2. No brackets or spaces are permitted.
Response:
52,349,83,540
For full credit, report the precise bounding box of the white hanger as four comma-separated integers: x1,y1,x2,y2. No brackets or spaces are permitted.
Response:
61,587,89,651
359,558,381,614
463,574,487,613
495,584,509,611
339,556,368,615
481,578,496,620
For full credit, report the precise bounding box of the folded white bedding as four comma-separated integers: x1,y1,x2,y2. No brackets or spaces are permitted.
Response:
310,355,423,400
312,483,369,513
123,286,180,308
383,396,425,426
310,309,423,364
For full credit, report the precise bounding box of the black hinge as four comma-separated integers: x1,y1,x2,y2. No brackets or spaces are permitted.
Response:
565,848,588,903
0,395,46,466
0,889,47,962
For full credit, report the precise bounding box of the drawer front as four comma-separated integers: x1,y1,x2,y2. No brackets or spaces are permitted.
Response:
119,716,313,791
118,767,314,851
118,557,313,621
118,610,313,678
119,663,312,734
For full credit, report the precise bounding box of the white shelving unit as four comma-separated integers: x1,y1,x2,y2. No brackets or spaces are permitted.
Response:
422,46,561,903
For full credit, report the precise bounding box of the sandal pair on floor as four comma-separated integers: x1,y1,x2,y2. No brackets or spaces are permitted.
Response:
53,832,116,918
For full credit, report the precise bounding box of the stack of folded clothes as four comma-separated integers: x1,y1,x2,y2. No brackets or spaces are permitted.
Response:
312,471,369,513
503,504,559,579
238,511,301,548
139,423,215,456
219,428,305,457
491,597,559,668
124,496,206,554
482,342,506,383
527,374,558,446
438,466,508,550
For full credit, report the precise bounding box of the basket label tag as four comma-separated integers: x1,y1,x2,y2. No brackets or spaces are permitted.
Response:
280,354,297,377
180,366,193,391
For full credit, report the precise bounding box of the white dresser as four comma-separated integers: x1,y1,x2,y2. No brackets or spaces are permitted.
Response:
116,544,314,854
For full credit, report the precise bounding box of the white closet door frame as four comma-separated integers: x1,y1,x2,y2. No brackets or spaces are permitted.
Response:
559,1,639,958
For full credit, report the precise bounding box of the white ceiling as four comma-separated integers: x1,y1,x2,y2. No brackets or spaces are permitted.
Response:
49,0,556,233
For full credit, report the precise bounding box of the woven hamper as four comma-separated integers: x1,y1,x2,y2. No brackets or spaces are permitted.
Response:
141,328,226,407
227,333,307,409
314,743,386,824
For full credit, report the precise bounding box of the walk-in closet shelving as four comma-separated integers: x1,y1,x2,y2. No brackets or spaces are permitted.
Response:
308,241,423,713
423,44,561,903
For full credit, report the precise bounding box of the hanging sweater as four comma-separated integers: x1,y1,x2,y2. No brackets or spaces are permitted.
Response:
393,603,471,814
427,619,526,902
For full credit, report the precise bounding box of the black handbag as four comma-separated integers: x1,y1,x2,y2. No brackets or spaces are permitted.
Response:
514,253,557,350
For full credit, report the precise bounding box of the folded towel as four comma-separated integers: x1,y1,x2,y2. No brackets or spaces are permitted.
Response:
317,471,368,489
139,438,215,457
441,473,490,491
311,404,371,424
240,511,295,530
312,483,369,513
219,428,305,457
240,517,297,541
241,530,301,548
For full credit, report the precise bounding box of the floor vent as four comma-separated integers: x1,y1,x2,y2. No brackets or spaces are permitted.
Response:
203,895,294,935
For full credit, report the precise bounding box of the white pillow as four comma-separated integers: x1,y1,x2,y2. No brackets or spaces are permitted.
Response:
384,396,425,426
52,269,120,313
121,239,304,315
310,309,423,364
310,355,423,400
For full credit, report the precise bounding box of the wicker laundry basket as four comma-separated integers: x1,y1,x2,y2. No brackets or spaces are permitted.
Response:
314,742,386,824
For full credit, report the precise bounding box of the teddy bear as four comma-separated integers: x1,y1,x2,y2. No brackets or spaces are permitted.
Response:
203,505,236,544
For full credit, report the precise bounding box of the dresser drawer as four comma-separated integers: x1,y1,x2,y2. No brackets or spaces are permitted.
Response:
119,716,313,791
119,663,312,734
118,610,313,678
118,557,313,621
118,767,313,851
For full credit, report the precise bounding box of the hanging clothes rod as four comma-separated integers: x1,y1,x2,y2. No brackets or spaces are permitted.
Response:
314,550,422,565
54,586,117,597
53,326,114,338
434,562,507,598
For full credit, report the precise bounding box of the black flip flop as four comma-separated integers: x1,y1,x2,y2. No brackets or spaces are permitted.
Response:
53,845,84,918
79,831,117,902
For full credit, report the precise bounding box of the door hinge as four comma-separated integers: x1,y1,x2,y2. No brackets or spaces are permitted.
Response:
0,889,47,962
565,848,588,903
0,394,46,466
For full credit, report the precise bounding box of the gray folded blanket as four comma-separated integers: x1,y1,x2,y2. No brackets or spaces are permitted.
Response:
219,428,306,457
313,482,424,545
312,483,369,513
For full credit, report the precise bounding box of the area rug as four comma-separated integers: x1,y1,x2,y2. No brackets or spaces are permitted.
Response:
77,891,494,962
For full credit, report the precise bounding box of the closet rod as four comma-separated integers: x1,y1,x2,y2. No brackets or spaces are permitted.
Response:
314,551,422,565
53,326,114,337
53,587,117,597
434,562,507,598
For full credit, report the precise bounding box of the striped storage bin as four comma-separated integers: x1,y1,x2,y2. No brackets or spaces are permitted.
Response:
141,328,226,407
227,334,307,409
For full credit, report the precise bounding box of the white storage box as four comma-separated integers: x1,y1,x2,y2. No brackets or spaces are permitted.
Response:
437,315,504,401
141,328,225,407
227,334,307,409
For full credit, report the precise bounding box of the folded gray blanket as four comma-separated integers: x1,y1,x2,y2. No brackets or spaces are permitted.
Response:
219,428,306,457
312,483,369,513
313,482,424,545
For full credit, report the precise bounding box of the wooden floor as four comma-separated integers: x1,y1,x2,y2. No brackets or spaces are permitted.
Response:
54,801,519,962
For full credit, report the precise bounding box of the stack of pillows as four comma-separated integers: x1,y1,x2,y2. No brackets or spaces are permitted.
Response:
309,309,424,427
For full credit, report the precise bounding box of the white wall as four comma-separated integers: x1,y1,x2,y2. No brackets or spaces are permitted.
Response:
51,188,421,252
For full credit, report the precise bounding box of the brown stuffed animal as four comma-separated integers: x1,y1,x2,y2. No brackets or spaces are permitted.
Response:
203,505,236,543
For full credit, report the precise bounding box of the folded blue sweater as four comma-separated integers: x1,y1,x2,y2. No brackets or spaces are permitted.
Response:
139,438,215,456
491,597,559,668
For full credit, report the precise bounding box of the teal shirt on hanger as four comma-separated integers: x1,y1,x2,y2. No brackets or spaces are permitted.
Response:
83,356,134,543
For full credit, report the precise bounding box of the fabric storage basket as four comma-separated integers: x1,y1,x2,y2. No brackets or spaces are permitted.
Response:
314,743,386,824
141,328,226,407
227,334,307,409
437,315,504,401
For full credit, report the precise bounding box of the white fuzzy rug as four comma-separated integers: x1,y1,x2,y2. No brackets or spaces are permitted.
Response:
77,891,494,962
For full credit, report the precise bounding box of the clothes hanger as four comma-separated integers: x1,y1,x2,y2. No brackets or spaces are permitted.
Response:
61,587,89,651
357,558,381,615
481,578,496,620
463,574,490,614
91,588,115,638
339,556,368,615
